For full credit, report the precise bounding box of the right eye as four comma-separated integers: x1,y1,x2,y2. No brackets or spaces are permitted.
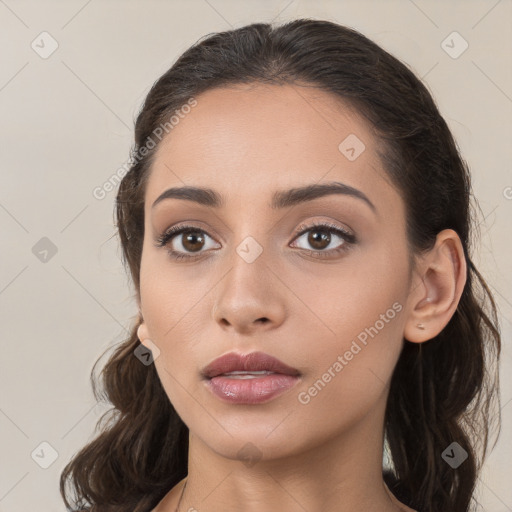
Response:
155,225,220,261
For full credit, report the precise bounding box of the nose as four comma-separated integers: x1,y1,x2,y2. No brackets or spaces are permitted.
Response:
211,249,287,335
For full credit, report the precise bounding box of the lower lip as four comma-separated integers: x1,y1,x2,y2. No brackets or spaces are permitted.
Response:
205,374,300,404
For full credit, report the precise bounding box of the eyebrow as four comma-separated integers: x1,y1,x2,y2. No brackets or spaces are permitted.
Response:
151,181,376,213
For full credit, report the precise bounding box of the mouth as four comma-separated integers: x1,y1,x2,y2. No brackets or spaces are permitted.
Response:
201,351,301,404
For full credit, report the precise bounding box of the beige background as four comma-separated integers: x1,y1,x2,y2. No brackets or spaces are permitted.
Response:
0,0,510,510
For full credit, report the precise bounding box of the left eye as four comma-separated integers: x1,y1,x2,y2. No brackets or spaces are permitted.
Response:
290,224,356,253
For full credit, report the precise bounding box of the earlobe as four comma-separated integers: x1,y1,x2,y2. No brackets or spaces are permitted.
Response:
137,322,151,348
404,229,467,343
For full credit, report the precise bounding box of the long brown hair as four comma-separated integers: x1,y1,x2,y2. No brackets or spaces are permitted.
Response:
60,19,501,512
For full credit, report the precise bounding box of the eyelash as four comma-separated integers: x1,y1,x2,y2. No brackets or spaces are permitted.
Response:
155,222,357,261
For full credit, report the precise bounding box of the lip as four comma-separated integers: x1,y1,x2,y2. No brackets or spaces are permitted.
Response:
201,351,301,379
201,351,301,405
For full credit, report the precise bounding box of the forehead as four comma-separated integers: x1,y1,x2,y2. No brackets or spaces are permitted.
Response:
144,83,397,211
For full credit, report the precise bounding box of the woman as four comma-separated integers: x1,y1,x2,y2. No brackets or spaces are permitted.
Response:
60,19,501,512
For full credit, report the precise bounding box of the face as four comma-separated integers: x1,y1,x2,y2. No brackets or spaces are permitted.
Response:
137,83,414,461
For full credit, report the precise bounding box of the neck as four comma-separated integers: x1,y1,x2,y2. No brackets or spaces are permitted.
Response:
174,401,410,512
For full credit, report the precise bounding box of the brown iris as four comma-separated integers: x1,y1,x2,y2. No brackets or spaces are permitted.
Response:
182,231,206,252
307,229,331,250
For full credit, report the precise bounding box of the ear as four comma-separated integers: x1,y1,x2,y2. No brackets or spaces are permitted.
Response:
404,229,467,343
136,297,151,349
137,320,151,349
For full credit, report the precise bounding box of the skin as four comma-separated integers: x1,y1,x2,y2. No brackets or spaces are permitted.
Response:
136,83,467,512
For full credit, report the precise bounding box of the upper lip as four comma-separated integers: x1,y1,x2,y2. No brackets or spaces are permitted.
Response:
202,351,301,379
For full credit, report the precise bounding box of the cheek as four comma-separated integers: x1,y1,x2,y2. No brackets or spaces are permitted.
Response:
290,240,409,340
138,254,212,399
292,245,408,407
139,251,206,337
